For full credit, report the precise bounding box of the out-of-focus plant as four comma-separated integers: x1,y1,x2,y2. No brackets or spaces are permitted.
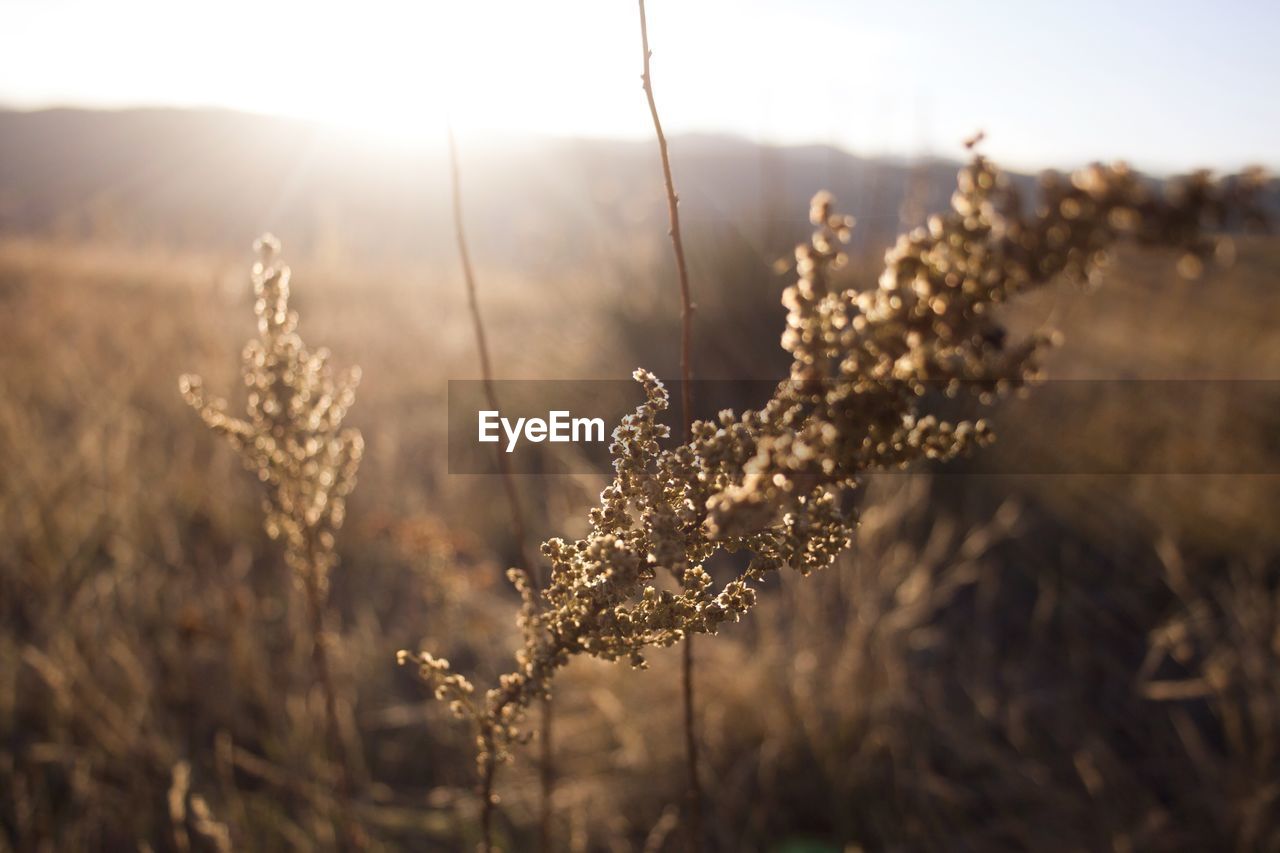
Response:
180,235,365,848
401,152,1266,847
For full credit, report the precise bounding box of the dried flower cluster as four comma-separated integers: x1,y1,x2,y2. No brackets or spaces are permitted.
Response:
404,153,1264,799
179,235,364,591
179,235,367,846
401,154,1265,811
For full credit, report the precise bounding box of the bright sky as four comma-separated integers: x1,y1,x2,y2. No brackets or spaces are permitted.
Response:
1,0,1275,172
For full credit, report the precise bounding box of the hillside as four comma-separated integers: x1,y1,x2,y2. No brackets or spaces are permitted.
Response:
0,107,1033,262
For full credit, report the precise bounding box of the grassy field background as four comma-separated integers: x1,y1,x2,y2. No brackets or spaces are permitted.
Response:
1,108,1278,851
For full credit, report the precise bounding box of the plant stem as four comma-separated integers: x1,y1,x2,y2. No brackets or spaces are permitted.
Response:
447,125,553,853
538,696,554,853
447,128,537,584
300,542,362,851
637,2,702,847
681,633,700,847
479,729,498,853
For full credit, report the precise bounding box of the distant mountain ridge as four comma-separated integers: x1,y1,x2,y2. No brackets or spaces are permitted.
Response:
0,108,1272,265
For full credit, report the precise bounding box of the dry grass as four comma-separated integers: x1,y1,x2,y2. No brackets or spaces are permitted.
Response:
1,165,1278,853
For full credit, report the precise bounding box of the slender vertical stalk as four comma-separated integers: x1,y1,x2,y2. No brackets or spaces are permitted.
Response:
538,707,553,853
447,129,534,575
446,127,553,853
478,730,499,853
637,2,702,848
301,537,362,851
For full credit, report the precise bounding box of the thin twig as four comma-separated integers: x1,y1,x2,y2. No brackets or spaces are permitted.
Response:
637,2,702,848
446,126,554,853
301,536,363,851
538,707,553,853
447,128,538,586
637,2,695,437
478,730,499,853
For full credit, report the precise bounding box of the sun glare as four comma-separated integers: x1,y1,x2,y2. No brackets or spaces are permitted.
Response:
4,0,1273,170
0,0,658,146
173,0,649,145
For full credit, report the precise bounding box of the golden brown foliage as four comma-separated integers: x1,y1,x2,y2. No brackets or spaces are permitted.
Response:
401,153,1266,812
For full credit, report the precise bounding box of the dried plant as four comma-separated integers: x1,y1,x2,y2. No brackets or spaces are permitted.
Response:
400,152,1265,842
180,235,365,848
179,236,363,586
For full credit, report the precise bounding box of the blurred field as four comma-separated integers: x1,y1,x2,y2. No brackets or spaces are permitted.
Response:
2,115,1280,851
